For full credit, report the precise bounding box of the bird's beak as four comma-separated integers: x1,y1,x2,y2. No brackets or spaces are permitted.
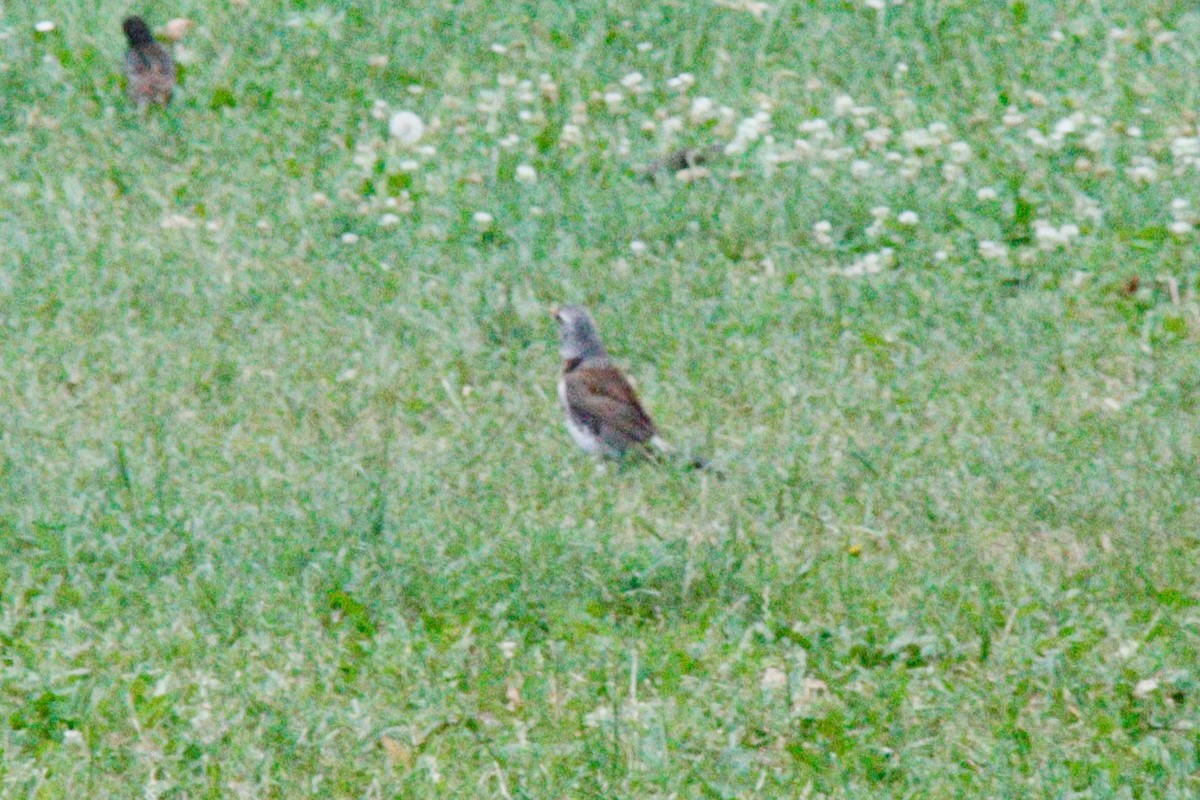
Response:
548,305,560,321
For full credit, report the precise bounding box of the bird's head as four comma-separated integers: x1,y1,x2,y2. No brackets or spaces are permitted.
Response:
122,16,154,46
550,304,606,360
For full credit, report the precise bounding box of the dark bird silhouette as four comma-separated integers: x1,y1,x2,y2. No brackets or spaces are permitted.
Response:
122,16,175,108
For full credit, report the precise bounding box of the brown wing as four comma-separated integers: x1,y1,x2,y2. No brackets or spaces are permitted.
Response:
564,362,658,451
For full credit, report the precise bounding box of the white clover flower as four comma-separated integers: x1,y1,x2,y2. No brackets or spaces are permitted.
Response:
727,112,770,153
948,141,972,162
689,96,717,124
761,667,787,691
1170,198,1190,213
901,128,936,151
560,124,582,146
870,206,891,220
897,210,919,225
1126,157,1158,184
603,91,624,109
1053,116,1078,137
1033,220,1081,250
667,72,695,92
515,80,536,104
864,126,892,149
34,20,56,33
713,0,771,19
629,240,648,256
515,164,537,184
978,240,1008,261
1002,107,1026,127
941,162,964,181
498,134,519,149
1074,195,1103,224
620,71,646,90
976,187,998,201
380,213,401,227
1032,221,1055,248
934,249,948,261
473,211,494,227
476,89,502,114
850,159,872,179
499,640,517,659
813,220,834,247
842,248,895,277
798,118,831,137
1083,130,1105,152
1168,220,1192,235
341,232,359,244
388,110,425,145
1170,137,1200,170
832,95,855,116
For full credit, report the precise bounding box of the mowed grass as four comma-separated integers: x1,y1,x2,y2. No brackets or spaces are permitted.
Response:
2,0,1199,796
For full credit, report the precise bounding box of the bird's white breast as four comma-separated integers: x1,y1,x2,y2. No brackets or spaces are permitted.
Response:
558,376,604,454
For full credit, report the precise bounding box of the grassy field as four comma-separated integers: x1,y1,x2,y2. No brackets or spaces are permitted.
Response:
2,0,1199,796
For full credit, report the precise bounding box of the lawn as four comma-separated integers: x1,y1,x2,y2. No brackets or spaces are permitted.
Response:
1,0,1198,797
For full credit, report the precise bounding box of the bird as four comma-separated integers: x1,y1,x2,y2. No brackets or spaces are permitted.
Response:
550,304,676,461
122,16,176,108
638,144,724,181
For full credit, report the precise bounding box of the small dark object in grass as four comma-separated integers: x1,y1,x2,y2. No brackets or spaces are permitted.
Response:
639,144,725,180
